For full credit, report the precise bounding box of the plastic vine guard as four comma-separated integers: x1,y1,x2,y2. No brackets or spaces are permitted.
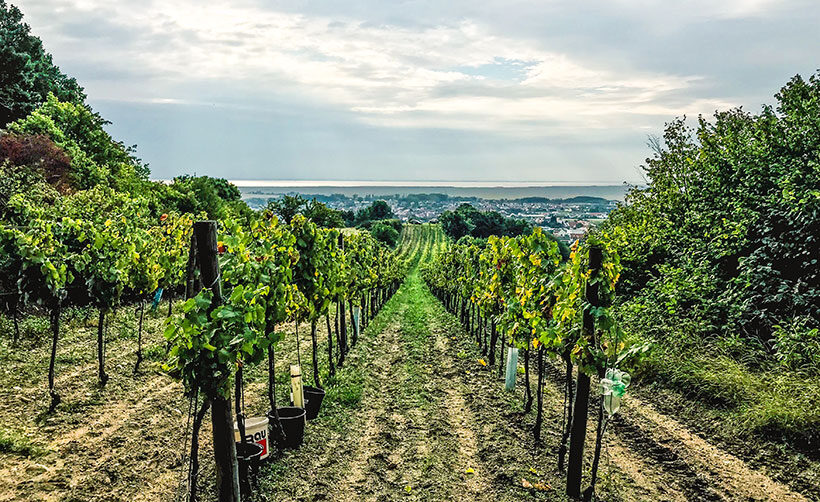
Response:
601,368,631,416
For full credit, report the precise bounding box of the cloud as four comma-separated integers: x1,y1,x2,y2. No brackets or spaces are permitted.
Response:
23,0,708,134
15,0,820,182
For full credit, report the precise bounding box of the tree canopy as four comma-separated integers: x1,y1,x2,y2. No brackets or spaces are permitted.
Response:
440,203,533,240
0,1,86,126
267,194,344,228
599,71,820,369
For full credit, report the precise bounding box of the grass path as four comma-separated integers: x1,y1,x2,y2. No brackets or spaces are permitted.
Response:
258,268,569,501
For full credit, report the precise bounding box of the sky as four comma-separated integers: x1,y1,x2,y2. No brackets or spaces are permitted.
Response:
15,0,820,183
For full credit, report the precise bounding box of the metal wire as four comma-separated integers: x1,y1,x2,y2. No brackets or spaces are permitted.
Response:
175,388,197,502
205,273,221,291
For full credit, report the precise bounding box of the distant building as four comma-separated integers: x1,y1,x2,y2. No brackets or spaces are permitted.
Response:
569,228,587,241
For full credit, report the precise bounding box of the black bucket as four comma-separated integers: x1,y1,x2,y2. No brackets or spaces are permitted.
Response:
235,441,263,498
276,406,306,449
303,385,326,420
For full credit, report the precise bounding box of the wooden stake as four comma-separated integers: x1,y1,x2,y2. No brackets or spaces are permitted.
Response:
566,245,602,497
194,220,240,502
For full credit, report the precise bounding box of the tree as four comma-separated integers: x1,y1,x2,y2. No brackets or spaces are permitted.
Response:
303,199,344,228
599,70,820,362
440,204,531,241
370,222,399,247
440,210,472,240
267,194,306,224
0,133,72,193
340,209,355,227
7,95,149,189
502,217,532,237
174,174,240,202
355,200,393,224
0,1,86,127
0,134,69,219
472,211,505,238
166,175,242,220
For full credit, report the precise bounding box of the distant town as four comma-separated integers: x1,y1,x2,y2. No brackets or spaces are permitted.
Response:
242,191,618,243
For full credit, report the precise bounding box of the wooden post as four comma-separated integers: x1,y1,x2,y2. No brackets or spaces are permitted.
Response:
349,299,358,347
47,301,61,412
134,300,145,374
566,245,602,498
339,299,347,366
185,232,199,299
534,346,545,442
326,313,335,378
97,309,108,386
523,348,532,412
310,319,321,388
194,221,240,502
488,318,498,366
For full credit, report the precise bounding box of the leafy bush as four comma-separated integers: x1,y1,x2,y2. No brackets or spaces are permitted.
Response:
7,94,149,190
601,72,820,359
773,317,820,374
370,222,399,247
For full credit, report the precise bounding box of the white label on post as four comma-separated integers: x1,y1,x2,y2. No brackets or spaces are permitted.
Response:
290,364,304,409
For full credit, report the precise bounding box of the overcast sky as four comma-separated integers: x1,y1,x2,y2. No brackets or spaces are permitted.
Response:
16,0,820,182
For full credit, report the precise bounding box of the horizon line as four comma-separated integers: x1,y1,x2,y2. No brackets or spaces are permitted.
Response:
219,180,636,188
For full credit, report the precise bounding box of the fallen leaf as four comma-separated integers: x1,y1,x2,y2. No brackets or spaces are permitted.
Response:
533,481,551,491
465,467,475,475
478,359,487,366
522,478,551,491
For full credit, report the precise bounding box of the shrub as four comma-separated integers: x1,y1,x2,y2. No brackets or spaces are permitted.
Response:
773,317,820,374
370,222,399,247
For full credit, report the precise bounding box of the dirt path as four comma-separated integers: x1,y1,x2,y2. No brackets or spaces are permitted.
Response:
611,394,808,502
332,271,493,501
0,307,190,502
538,357,808,502
259,271,498,501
